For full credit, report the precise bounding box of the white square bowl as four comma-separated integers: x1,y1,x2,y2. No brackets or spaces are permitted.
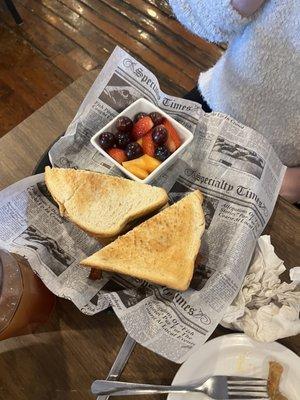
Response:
90,98,193,183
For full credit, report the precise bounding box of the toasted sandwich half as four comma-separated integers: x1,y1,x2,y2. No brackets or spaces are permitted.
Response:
81,191,205,291
45,167,168,238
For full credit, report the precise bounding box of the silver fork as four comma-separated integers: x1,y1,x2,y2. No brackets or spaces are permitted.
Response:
91,376,269,399
96,334,136,400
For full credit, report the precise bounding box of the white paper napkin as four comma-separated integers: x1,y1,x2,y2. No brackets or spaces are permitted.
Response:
290,267,300,282
221,235,300,341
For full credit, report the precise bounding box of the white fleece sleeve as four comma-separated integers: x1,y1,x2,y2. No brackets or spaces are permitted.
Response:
169,0,252,43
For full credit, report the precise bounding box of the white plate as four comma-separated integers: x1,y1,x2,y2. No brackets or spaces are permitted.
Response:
168,334,300,400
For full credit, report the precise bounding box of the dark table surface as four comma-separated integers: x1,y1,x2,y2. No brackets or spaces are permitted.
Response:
0,70,299,400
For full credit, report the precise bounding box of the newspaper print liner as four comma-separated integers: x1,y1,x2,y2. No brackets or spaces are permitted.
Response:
0,47,286,363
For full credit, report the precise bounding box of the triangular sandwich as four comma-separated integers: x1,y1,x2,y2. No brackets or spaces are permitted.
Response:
81,191,205,291
45,167,168,238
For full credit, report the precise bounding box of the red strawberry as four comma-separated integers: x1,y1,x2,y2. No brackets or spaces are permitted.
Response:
142,131,155,157
163,120,181,152
165,134,176,153
108,148,127,164
132,116,154,140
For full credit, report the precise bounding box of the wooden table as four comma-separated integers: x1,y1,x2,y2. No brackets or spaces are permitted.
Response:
0,70,299,400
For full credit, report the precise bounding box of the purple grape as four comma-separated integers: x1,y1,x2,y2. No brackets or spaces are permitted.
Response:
149,112,164,126
125,142,143,160
155,145,171,161
115,131,131,149
98,132,115,150
152,125,168,145
116,116,133,132
134,112,147,123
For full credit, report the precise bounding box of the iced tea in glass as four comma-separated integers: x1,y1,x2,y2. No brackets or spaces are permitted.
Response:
0,249,55,340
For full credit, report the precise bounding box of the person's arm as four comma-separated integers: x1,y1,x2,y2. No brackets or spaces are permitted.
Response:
279,167,300,204
231,0,266,17
169,0,265,43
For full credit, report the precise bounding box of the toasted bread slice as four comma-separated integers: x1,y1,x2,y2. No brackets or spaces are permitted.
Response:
45,167,168,238
81,191,205,291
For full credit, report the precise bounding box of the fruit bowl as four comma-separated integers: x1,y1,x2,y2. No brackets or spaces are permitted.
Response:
90,98,193,183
